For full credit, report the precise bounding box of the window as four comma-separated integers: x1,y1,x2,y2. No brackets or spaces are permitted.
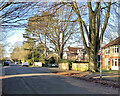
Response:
114,59,118,66
105,47,110,55
113,45,119,53
119,59,120,66
105,58,110,66
108,59,110,66
112,59,114,66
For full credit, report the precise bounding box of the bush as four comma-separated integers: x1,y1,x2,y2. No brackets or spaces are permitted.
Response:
48,57,56,64
58,59,69,63
27,59,33,65
44,59,49,67
72,61,88,63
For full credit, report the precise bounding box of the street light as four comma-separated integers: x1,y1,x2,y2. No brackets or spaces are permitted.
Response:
98,8,103,80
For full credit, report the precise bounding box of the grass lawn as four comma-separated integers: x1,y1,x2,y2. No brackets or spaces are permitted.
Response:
102,70,120,74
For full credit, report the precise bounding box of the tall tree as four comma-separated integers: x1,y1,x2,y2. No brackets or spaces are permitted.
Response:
24,9,78,59
23,12,52,59
10,43,31,62
46,8,77,59
44,1,115,72
0,2,38,42
0,44,5,60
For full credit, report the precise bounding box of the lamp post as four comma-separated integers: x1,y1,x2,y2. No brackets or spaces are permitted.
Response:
100,8,103,80
96,7,103,80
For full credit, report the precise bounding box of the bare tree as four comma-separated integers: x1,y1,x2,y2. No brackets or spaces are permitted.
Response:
103,2,120,43
23,11,53,59
0,44,5,60
0,2,38,41
46,6,78,59
43,1,116,72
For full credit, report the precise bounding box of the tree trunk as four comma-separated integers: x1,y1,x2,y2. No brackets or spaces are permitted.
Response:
88,50,98,72
44,34,47,59
60,50,63,59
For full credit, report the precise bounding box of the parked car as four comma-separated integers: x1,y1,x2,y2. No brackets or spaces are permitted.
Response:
48,63,58,67
3,61,9,66
15,62,18,64
22,62,28,67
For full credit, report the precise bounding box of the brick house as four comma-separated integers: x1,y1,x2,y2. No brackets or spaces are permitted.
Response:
102,36,120,70
63,47,88,61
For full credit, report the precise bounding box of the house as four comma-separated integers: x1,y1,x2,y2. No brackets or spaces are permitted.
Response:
102,36,120,70
63,46,88,61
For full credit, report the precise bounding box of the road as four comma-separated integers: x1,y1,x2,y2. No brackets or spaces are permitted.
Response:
1,63,119,95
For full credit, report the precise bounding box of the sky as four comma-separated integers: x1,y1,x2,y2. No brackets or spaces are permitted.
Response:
5,29,25,57
2,2,119,57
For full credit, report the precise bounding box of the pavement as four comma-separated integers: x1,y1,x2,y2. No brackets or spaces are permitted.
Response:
40,67,119,79
0,63,2,96
37,67,120,88
1,63,119,95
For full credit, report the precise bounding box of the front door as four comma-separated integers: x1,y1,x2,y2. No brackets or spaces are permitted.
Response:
111,59,119,70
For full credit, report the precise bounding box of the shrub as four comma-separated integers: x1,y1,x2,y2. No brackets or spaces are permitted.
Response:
73,61,88,63
44,59,49,67
48,57,56,64
27,59,33,65
58,59,69,63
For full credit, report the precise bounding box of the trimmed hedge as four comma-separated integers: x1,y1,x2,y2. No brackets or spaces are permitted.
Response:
73,61,88,63
58,59,69,63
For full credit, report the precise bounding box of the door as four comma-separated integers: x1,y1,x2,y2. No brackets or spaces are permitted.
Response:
111,59,119,70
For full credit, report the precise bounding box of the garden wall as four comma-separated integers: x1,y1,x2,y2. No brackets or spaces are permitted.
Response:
59,63,69,70
34,62,42,67
72,63,88,71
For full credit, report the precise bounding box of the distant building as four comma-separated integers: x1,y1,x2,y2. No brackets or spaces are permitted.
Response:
63,46,88,61
102,36,120,70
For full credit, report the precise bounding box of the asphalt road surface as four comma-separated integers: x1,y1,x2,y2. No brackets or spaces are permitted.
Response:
1,63,118,95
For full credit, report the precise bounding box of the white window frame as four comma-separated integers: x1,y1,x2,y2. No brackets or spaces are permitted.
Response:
111,58,119,70
105,47,110,55
113,45,119,53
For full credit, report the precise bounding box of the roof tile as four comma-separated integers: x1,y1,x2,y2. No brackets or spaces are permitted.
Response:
102,36,120,48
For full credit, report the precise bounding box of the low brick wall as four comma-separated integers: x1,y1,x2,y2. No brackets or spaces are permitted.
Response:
59,63,69,70
34,62,42,67
72,63,88,71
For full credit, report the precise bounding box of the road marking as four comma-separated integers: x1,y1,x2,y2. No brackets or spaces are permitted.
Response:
0,73,57,79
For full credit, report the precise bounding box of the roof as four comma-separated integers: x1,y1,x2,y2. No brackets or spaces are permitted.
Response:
102,36,120,48
68,47,82,51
